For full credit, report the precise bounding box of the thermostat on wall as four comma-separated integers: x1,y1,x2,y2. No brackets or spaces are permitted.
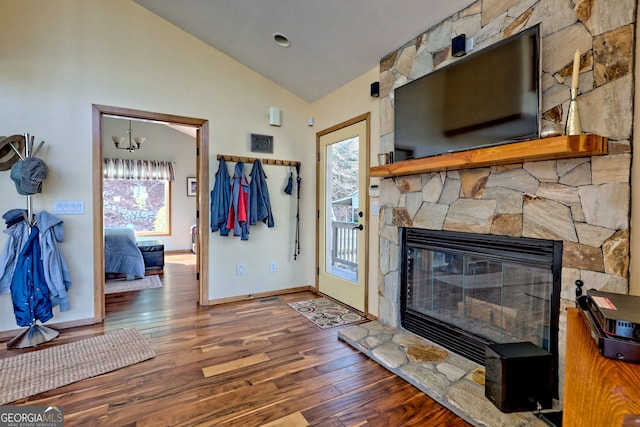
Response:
369,184,379,198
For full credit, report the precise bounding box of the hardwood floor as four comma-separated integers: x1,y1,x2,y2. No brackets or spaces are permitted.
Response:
1,253,470,426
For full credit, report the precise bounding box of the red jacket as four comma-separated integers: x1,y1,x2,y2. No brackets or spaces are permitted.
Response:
226,162,250,240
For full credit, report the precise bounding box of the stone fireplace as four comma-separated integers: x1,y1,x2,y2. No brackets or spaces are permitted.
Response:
376,157,630,395
339,1,634,424
374,0,633,395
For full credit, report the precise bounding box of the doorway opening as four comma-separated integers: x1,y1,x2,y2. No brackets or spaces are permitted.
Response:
92,105,210,322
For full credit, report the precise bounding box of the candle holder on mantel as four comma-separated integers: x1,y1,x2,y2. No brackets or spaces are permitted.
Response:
565,88,582,135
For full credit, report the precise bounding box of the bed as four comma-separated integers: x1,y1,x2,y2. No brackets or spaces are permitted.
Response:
104,227,145,278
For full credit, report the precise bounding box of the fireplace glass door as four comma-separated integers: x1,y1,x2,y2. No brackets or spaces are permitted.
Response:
406,246,553,350
401,228,561,367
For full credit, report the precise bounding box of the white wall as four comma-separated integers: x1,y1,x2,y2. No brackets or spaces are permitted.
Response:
0,0,315,331
103,117,196,251
312,67,382,317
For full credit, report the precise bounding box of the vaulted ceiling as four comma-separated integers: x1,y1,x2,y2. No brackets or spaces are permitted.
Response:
133,0,475,102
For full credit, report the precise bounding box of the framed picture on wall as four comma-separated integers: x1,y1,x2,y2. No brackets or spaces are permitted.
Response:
187,177,197,196
250,133,274,153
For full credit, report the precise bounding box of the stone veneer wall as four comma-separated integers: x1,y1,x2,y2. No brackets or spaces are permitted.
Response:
376,0,636,393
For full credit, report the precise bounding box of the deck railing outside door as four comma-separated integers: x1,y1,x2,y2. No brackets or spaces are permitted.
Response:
331,221,358,270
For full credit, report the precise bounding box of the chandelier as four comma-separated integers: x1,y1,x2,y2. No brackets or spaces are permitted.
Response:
112,120,145,152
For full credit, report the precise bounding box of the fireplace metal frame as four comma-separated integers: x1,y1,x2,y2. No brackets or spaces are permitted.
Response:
400,228,562,395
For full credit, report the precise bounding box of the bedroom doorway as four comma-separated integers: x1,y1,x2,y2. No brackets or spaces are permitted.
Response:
92,105,210,322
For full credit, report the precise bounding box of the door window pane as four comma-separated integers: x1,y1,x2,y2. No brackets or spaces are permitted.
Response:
325,137,359,282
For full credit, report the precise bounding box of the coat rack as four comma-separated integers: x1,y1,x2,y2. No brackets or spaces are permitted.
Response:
216,154,300,167
6,133,59,349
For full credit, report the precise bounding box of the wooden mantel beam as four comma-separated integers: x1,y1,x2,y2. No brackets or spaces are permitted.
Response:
370,134,607,178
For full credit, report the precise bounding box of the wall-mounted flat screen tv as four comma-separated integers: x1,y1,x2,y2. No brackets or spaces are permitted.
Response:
394,25,541,161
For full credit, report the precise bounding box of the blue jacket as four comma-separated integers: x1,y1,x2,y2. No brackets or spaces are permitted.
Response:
249,160,274,228
210,156,231,235
36,211,71,311
0,209,30,295
11,226,53,327
227,162,250,240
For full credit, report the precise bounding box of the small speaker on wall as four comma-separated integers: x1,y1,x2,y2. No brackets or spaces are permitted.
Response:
370,82,380,97
269,107,281,127
452,34,466,57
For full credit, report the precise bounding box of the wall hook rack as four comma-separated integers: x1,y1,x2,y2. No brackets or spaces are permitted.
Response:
216,154,300,168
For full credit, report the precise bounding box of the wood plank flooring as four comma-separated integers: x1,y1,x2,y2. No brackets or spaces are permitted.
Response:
0,253,470,426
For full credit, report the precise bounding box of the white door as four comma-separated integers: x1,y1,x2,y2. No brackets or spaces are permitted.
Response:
318,118,368,312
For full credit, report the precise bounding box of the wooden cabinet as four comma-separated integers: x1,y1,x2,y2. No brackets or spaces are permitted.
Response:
563,308,640,426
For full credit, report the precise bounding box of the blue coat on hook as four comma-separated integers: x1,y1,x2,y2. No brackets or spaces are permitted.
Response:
249,159,274,228
210,156,231,235
226,162,250,240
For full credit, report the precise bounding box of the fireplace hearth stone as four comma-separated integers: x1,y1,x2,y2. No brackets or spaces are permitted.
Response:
338,321,554,427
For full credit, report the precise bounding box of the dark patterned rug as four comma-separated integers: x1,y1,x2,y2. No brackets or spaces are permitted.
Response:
288,298,365,329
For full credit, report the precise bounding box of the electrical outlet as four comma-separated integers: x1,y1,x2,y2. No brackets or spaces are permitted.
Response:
270,261,277,273
236,264,245,276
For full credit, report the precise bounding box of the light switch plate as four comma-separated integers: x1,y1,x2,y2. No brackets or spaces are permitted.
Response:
371,202,380,216
53,200,85,215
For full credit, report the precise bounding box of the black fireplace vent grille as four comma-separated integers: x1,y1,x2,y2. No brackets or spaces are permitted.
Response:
403,310,492,365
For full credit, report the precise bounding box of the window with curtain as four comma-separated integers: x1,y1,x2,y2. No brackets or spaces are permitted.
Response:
103,159,175,235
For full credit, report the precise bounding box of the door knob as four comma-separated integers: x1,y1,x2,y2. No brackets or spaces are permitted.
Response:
352,224,364,231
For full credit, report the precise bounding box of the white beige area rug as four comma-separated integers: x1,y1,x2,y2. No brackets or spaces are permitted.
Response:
288,298,366,329
105,274,162,294
0,328,156,404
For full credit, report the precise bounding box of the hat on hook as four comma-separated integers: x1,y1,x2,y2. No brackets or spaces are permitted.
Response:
0,135,25,171
10,157,48,195
10,161,28,195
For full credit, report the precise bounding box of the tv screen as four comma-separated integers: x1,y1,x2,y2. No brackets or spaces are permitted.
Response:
394,25,540,161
